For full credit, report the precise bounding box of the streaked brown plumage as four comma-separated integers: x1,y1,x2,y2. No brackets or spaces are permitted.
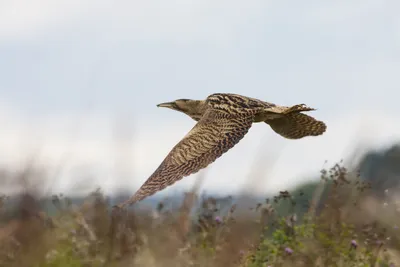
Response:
115,93,326,209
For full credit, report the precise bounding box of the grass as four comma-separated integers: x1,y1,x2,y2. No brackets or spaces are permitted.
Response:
0,162,399,267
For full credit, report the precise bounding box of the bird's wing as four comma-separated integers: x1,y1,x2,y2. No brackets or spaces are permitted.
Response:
117,108,255,207
265,112,326,139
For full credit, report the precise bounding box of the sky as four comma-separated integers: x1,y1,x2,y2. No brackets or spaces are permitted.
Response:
0,0,399,197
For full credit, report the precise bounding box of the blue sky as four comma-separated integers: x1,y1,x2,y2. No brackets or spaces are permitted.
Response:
0,0,399,197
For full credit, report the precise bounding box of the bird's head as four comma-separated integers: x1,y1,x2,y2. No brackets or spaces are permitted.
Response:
157,99,206,121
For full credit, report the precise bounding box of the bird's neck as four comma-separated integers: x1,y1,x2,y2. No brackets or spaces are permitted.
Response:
187,100,207,121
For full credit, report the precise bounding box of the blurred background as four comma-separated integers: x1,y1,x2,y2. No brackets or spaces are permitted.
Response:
2,1,400,266
0,0,399,203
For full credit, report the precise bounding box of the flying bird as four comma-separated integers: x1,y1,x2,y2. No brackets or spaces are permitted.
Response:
115,93,326,209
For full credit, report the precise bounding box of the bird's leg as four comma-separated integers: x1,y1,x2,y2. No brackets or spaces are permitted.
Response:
283,104,315,114
254,104,316,122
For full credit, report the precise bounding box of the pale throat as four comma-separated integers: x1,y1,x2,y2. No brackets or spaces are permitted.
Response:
187,101,207,121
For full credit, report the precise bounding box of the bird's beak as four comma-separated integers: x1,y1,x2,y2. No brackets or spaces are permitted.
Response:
157,102,176,109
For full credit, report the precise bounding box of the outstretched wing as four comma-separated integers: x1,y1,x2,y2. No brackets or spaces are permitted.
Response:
117,108,255,208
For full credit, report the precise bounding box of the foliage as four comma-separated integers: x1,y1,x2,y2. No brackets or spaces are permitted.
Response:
0,161,399,267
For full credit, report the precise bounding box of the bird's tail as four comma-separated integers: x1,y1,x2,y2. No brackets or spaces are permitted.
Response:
265,107,326,139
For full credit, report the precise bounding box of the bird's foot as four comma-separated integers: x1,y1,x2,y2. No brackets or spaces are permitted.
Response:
289,104,315,113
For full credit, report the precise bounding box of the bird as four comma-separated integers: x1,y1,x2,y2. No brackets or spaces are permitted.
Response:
115,93,326,209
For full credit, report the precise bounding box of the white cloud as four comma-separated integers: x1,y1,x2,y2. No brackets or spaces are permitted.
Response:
298,0,387,24
0,0,270,43
2,0,397,44
0,0,91,40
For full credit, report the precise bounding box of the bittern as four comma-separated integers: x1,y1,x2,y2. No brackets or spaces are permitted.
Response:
115,93,326,209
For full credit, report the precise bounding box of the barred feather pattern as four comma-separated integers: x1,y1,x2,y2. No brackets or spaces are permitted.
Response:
265,112,326,139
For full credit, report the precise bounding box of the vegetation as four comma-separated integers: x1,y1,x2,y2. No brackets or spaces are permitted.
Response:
0,145,400,266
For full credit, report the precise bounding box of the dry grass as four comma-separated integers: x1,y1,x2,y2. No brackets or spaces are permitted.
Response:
0,161,398,267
